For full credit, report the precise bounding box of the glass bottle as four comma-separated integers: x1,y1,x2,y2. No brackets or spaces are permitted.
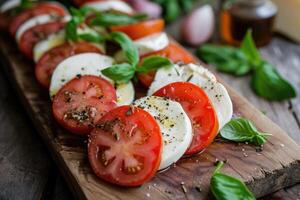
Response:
220,0,277,47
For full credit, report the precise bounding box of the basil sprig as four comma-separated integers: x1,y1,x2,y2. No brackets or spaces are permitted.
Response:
65,7,104,43
101,32,172,83
211,161,256,200
90,13,147,27
11,0,36,14
152,0,196,23
220,118,271,146
197,30,296,101
136,56,173,73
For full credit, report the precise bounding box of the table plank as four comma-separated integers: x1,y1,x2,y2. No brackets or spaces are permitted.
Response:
0,64,51,200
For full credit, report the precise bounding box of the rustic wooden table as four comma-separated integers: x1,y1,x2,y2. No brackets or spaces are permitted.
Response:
0,3,300,200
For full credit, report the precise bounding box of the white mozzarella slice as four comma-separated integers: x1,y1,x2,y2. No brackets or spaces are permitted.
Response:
33,30,65,62
133,96,192,170
0,0,20,12
84,0,133,14
134,32,169,56
114,32,169,62
15,14,71,43
148,63,232,129
50,53,134,106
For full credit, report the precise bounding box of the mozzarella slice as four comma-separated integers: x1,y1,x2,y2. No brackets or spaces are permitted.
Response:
84,0,133,14
15,14,71,43
0,0,20,12
50,53,134,106
133,96,192,170
148,63,233,129
114,32,169,62
33,30,65,62
134,32,169,56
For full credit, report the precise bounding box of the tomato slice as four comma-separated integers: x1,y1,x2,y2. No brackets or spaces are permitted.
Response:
138,42,197,87
19,21,66,59
10,2,68,36
73,0,102,6
0,12,13,31
35,42,102,88
52,75,117,135
110,19,165,40
88,105,162,186
153,82,219,155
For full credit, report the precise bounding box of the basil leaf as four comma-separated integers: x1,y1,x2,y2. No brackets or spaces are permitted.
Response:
90,13,147,27
101,63,136,83
136,56,172,73
13,0,35,14
180,0,194,12
197,44,252,76
109,32,139,66
220,118,270,146
211,161,256,200
78,33,104,43
65,19,78,41
164,0,181,23
241,30,262,67
251,62,296,101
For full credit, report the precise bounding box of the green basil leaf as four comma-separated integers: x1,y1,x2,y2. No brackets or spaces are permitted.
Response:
164,0,181,23
211,161,256,200
180,0,194,12
197,44,252,76
12,0,35,14
90,13,147,27
220,118,270,146
101,63,136,83
78,33,104,43
251,62,296,101
136,56,172,73
109,32,139,66
65,7,95,42
240,29,262,67
65,19,78,41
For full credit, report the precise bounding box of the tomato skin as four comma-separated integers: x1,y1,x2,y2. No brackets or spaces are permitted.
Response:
110,19,165,40
9,2,68,36
0,12,13,31
52,75,117,135
19,21,66,59
138,43,197,87
88,105,162,187
73,0,102,6
35,42,102,88
154,82,219,155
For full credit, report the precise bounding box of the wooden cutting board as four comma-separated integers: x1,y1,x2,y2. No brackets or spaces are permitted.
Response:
1,33,300,200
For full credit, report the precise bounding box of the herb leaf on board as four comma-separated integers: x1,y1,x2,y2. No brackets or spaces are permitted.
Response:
251,61,296,101
220,118,271,146
211,161,256,200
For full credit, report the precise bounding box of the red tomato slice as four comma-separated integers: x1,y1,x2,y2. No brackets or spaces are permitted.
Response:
35,42,102,88
88,105,162,186
138,43,197,87
153,82,219,155
110,19,165,40
73,0,103,6
10,2,68,36
52,75,117,135
0,12,13,31
19,21,66,59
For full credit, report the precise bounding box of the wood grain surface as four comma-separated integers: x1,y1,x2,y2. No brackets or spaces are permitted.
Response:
1,32,300,200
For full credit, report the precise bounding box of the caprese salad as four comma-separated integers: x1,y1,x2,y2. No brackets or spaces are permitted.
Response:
1,0,233,187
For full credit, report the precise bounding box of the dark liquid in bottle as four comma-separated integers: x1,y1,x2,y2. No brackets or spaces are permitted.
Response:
220,10,275,47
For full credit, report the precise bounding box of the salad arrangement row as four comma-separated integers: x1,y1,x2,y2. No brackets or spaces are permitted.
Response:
0,0,233,187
